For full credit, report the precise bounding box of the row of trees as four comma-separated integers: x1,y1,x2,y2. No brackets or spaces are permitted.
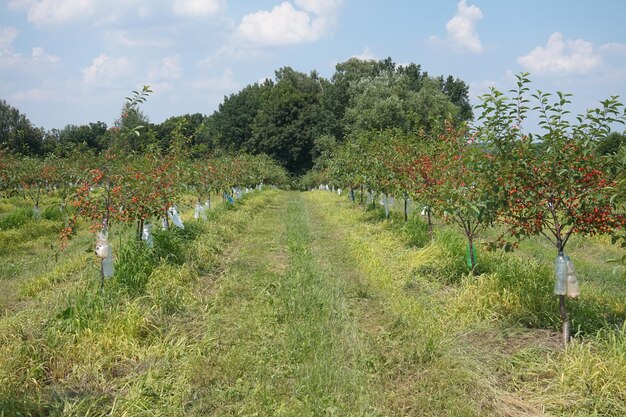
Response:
207,58,471,173
0,149,287,226
0,98,210,158
316,74,626,343
1,143,288,283
1,86,289,286
1,58,471,174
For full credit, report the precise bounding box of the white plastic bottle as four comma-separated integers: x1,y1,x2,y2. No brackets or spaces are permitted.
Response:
554,254,567,295
565,256,579,298
142,223,154,248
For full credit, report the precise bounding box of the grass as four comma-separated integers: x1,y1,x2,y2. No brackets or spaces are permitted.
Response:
0,198,95,316
0,189,275,415
190,192,378,415
0,189,624,416
328,189,626,416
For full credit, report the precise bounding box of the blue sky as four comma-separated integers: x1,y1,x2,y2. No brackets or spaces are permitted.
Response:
2,0,626,131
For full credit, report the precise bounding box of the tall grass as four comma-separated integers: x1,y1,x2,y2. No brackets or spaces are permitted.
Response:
0,189,277,415
321,190,626,416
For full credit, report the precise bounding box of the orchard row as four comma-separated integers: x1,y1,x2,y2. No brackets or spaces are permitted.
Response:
0,150,288,240
312,75,626,342
317,75,626,260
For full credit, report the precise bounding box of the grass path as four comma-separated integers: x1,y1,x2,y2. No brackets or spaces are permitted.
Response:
191,190,535,416
192,191,378,415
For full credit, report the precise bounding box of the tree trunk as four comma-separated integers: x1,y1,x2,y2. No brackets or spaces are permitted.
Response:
384,193,390,219
556,246,570,344
360,184,364,205
404,195,408,222
427,208,433,241
100,258,105,292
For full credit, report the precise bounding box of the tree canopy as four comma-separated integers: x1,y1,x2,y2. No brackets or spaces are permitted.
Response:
1,57,473,174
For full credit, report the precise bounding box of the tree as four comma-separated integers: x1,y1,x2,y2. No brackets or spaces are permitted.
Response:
0,99,45,155
440,75,473,122
110,86,153,154
596,131,626,155
434,123,498,270
57,121,108,154
206,83,266,153
250,67,328,173
475,73,626,342
152,113,207,153
341,62,464,136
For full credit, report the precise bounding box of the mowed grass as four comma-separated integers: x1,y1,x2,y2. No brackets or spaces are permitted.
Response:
0,190,275,415
322,189,625,416
0,198,95,315
0,189,624,416
189,191,379,415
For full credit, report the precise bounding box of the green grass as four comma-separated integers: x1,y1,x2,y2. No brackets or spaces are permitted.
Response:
0,189,275,415
0,189,624,416
330,189,626,416
189,192,379,415
0,198,95,316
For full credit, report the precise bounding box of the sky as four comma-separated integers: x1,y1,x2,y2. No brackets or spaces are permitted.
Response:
1,0,626,131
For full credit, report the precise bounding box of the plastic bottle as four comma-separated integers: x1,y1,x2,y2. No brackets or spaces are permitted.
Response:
96,231,114,278
565,256,579,298
168,206,185,229
383,195,390,218
554,254,567,295
102,252,114,278
142,223,153,248
95,232,111,258
194,202,206,220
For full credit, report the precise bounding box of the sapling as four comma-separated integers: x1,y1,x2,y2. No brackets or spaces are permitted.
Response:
475,73,626,343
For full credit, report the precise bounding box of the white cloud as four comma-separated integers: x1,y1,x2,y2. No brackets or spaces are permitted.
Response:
294,0,343,16
9,0,97,26
0,51,23,70
192,68,238,90
0,26,21,69
236,0,343,47
31,47,60,63
237,2,315,46
599,42,626,55
8,1,163,27
445,0,483,52
428,0,483,53
82,53,133,85
149,55,182,80
352,47,376,61
0,26,18,50
0,28,60,71
172,0,223,18
104,30,172,49
517,32,602,75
